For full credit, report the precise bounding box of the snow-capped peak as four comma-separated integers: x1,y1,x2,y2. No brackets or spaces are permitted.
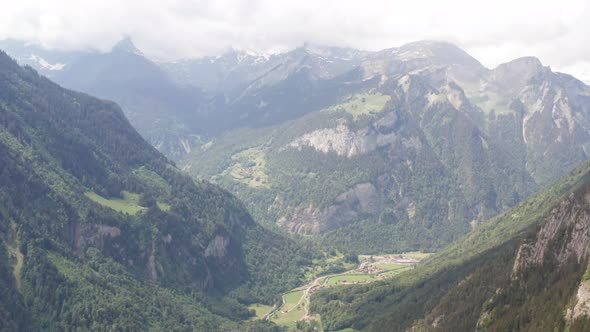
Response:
29,54,66,71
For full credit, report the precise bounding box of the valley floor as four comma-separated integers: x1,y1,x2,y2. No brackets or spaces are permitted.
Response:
249,252,430,330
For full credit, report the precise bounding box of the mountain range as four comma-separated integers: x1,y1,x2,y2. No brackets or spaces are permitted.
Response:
4,38,589,254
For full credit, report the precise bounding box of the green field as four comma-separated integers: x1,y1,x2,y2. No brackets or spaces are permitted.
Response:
85,191,172,214
282,290,304,310
222,147,269,188
271,302,305,329
247,303,273,319
85,191,146,215
326,274,376,285
379,266,412,277
156,201,171,212
403,251,432,260
270,290,306,328
322,93,391,120
304,251,357,280
375,263,408,271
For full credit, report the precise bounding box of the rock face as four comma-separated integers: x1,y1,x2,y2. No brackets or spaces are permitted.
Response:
568,281,590,321
205,235,230,258
512,191,590,276
73,223,122,257
279,182,382,234
286,122,398,158
508,188,590,327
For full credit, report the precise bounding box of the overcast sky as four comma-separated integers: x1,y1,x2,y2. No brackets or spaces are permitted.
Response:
1,0,589,82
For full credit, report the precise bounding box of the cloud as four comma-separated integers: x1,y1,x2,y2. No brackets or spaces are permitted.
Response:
0,0,589,82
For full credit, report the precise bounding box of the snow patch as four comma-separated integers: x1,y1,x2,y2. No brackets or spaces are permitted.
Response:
29,54,65,71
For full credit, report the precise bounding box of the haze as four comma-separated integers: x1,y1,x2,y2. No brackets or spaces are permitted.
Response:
1,0,589,81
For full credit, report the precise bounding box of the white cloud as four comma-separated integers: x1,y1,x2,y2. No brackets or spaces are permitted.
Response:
0,0,589,82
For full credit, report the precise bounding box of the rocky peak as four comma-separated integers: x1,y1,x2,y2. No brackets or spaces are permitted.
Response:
301,42,366,60
512,189,590,277
215,47,268,66
395,40,484,68
499,56,544,72
112,37,143,56
490,56,549,93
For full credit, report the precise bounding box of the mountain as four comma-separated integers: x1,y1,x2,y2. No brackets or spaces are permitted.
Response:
4,39,590,254
0,38,374,147
0,50,310,331
0,39,82,76
310,159,590,331
0,38,209,160
161,43,372,137
162,43,367,93
182,41,590,253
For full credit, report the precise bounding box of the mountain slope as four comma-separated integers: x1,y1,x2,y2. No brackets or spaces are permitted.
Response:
0,51,310,331
0,38,208,160
310,160,590,331
182,42,590,253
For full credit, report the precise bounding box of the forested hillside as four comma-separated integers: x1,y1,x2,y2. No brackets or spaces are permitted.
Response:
0,51,310,331
310,160,590,331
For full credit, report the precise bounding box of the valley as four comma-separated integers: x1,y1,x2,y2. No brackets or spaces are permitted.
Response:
250,252,430,330
1,29,590,331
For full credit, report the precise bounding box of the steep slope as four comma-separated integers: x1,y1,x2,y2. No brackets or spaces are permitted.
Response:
52,38,211,160
0,38,207,159
310,160,590,331
0,51,310,331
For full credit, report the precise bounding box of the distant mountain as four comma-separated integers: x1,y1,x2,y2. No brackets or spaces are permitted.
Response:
160,43,371,136
162,43,367,93
0,51,309,330
0,39,83,76
0,38,209,160
311,159,590,331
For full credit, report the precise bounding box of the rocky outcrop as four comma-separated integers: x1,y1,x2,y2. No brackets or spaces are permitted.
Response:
205,235,230,258
567,281,590,321
279,182,381,234
512,191,590,277
286,119,398,158
73,223,121,257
